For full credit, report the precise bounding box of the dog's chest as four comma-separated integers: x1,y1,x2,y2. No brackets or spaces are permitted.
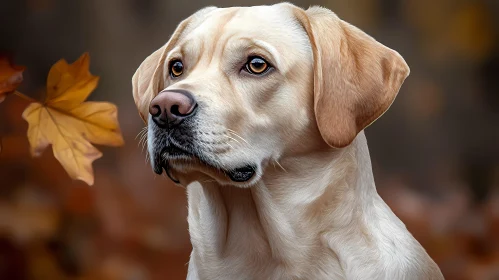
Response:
185,182,345,279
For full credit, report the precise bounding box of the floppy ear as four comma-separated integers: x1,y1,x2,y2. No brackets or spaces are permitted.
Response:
132,6,217,123
132,46,165,123
293,6,410,148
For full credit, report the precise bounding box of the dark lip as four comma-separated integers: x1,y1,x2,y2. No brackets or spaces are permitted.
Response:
156,142,256,183
226,165,256,182
163,162,180,183
157,144,193,183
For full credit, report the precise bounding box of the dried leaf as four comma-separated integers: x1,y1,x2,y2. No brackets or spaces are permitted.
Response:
0,55,25,103
22,53,124,185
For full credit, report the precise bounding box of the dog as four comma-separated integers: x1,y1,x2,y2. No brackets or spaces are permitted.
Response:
132,3,444,279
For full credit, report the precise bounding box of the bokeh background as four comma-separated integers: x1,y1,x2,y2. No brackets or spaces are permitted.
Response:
1,0,498,279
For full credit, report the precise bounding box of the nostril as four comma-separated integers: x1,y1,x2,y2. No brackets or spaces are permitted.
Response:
170,105,181,116
170,102,197,117
150,105,161,117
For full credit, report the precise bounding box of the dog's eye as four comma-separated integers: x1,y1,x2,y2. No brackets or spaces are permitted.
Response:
169,60,183,77
245,57,269,75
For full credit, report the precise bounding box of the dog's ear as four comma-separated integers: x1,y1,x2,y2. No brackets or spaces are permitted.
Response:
132,6,217,123
132,46,165,123
292,6,410,148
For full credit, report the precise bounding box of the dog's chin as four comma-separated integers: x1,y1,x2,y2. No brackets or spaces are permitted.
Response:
153,146,257,185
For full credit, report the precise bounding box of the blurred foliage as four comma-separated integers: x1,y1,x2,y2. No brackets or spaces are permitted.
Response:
0,0,498,279
21,53,124,185
0,55,25,104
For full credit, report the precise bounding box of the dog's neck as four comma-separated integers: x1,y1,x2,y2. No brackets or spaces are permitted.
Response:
186,132,438,279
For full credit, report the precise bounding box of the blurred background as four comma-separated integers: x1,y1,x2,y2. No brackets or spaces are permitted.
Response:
0,0,498,279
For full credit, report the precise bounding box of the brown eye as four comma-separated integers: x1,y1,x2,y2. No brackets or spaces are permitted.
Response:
246,57,269,75
170,60,183,77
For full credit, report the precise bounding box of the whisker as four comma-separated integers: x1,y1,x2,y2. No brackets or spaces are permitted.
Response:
227,129,249,145
138,133,145,145
137,135,145,146
226,135,241,145
137,127,148,151
135,127,150,165
139,135,148,154
135,127,148,140
135,131,143,141
275,160,287,173
140,133,147,147
226,142,235,151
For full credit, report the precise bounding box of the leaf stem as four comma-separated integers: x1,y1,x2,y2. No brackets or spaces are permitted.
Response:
13,91,37,103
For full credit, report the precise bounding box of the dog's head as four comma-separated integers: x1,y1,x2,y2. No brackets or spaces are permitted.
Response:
132,3,409,187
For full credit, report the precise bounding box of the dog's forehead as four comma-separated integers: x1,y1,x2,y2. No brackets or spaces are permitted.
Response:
185,5,304,49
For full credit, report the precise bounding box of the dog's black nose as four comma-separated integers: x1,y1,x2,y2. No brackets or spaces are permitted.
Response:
149,89,197,128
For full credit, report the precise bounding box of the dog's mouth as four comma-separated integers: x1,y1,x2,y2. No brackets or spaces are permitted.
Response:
153,145,192,183
153,144,256,183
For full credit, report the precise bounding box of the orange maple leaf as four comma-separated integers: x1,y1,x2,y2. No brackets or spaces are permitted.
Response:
22,53,124,185
0,55,25,103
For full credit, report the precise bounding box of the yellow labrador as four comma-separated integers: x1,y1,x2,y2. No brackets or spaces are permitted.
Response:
132,3,443,279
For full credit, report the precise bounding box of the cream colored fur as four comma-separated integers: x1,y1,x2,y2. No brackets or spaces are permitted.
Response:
132,3,444,279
